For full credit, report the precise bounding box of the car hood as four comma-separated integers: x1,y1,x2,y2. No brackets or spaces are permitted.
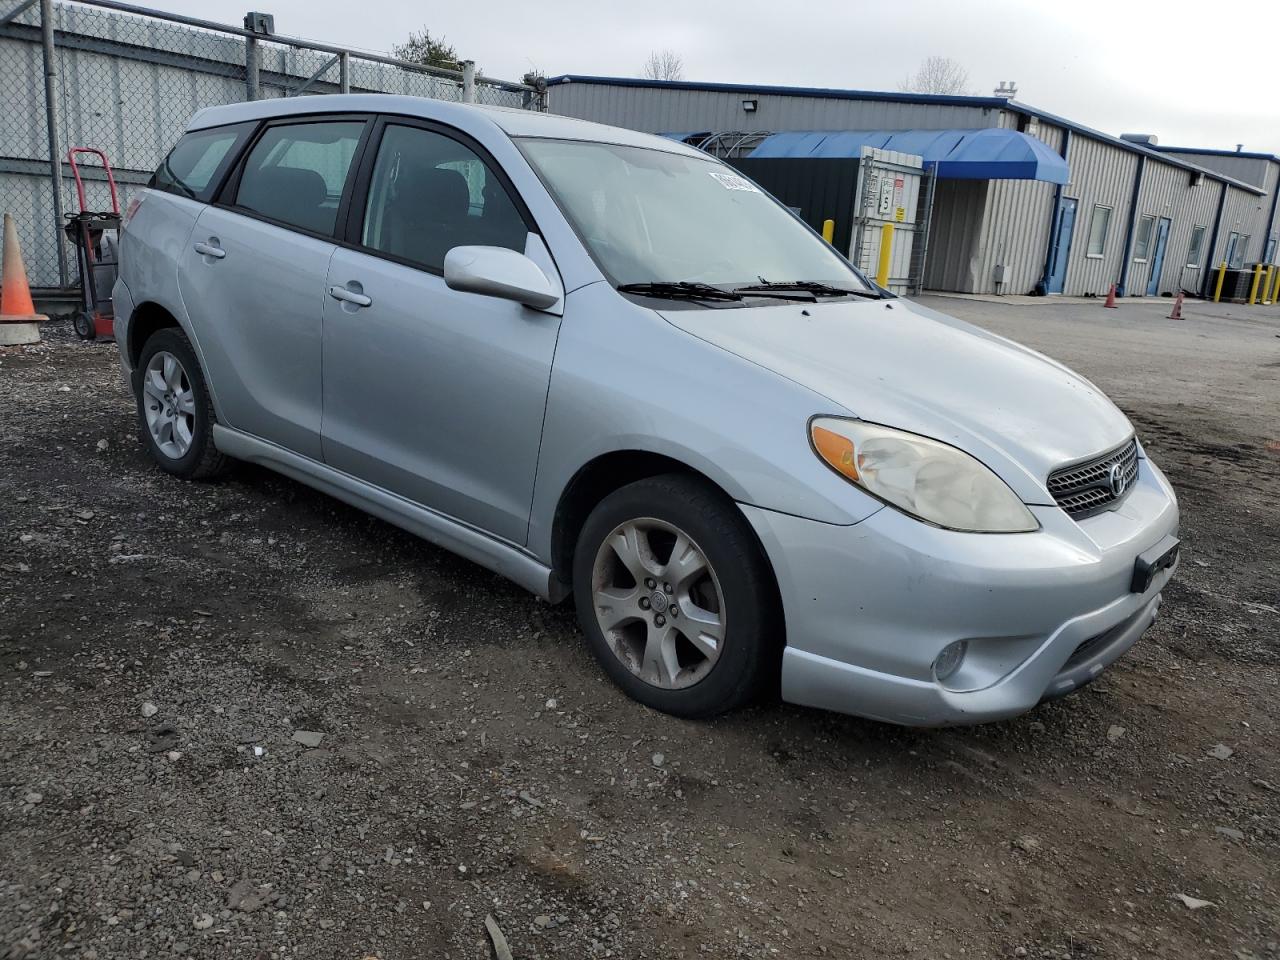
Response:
658,296,1133,504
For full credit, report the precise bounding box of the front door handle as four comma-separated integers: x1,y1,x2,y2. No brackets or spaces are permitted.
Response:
193,240,225,260
329,283,372,308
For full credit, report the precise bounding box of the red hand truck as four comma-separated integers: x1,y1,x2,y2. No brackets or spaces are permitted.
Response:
63,147,122,341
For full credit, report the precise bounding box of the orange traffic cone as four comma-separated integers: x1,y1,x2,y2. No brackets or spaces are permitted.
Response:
1,213,47,345
1167,292,1184,320
1103,283,1118,309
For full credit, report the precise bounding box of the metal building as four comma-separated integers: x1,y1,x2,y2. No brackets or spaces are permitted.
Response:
546,76,1278,298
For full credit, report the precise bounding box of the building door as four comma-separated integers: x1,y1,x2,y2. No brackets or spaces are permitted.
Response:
1145,217,1171,297
1045,197,1077,294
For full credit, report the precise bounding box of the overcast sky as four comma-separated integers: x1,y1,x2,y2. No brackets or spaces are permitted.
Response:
157,0,1280,154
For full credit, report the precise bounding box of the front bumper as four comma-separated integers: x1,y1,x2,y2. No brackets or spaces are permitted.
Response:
741,455,1179,726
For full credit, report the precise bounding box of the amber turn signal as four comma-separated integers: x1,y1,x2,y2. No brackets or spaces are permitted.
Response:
811,425,860,482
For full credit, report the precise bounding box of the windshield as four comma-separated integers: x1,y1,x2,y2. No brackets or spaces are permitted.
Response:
518,138,874,294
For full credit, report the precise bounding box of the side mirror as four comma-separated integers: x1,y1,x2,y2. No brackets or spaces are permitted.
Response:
443,246,560,310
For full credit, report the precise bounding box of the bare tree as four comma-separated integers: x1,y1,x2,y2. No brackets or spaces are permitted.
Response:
642,49,684,81
899,56,972,95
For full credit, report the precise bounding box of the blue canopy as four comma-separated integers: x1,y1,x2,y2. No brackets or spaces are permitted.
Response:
744,128,1069,184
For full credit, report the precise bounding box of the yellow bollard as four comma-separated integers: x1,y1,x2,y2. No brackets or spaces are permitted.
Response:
1271,266,1280,304
1249,263,1263,305
1213,261,1227,302
876,223,894,288
822,219,835,244
1264,266,1276,305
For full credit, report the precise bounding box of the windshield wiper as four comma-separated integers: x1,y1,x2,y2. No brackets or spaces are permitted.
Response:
616,281,743,302
735,280,884,300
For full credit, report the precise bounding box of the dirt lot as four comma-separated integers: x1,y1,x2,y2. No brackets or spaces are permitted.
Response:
2,298,1278,960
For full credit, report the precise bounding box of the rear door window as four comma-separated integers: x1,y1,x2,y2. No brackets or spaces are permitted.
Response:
233,120,366,236
151,122,254,202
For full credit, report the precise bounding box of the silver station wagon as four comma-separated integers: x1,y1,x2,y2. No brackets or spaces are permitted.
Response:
113,95,1180,726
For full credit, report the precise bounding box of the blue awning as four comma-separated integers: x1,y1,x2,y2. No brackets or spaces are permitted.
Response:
745,128,1069,184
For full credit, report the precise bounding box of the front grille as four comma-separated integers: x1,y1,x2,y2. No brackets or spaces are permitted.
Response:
1047,438,1139,519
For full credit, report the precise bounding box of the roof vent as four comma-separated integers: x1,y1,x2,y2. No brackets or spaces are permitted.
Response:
1120,133,1158,146
994,81,1018,98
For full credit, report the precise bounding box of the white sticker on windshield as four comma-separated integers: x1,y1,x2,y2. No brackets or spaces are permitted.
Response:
708,171,759,192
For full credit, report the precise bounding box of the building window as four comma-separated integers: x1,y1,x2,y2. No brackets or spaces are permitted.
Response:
1133,215,1155,262
1225,232,1240,268
1186,225,1206,268
1086,204,1112,258
1237,235,1250,266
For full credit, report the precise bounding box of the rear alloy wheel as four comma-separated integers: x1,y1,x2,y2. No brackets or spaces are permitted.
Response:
141,349,197,460
573,474,780,718
134,327,228,480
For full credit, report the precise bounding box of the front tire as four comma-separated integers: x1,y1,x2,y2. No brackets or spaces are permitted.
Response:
133,327,228,480
572,474,781,718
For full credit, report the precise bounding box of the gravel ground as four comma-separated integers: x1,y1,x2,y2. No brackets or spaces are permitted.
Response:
1,299,1278,960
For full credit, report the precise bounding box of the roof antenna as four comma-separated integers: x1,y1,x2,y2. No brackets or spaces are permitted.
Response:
994,81,1018,98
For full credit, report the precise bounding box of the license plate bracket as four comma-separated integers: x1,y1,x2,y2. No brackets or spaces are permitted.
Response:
1131,535,1179,593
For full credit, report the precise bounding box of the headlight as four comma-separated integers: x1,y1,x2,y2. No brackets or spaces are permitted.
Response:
810,417,1039,533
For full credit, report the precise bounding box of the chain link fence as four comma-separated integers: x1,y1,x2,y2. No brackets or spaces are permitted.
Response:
0,0,544,291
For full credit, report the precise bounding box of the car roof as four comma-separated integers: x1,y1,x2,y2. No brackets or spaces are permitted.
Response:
186,94,705,158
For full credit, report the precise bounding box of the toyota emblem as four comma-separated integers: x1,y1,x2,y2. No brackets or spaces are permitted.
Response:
1107,463,1127,497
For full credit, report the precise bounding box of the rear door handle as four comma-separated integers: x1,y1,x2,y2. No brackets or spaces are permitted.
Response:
329,283,372,308
193,240,225,259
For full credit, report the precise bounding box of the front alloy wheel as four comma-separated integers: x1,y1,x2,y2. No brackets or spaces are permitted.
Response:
572,474,781,718
591,518,726,690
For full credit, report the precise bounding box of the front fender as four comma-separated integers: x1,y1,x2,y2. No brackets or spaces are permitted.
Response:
526,284,882,563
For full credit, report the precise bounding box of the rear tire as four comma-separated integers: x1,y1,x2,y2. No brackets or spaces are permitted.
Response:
572,474,781,718
133,327,228,480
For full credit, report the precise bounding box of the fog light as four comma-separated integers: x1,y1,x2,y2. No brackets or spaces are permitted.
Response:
933,640,968,683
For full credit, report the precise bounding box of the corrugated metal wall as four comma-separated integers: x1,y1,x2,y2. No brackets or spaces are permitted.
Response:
968,118,1064,294
549,81,1000,135
1213,185,1271,267
922,180,987,291
1057,134,1140,296
1261,163,1280,260
725,157,860,252
1163,151,1271,189
548,81,1278,298
1125,161,1221,297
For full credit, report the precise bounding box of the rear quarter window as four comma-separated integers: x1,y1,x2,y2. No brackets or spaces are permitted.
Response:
151,122,255,202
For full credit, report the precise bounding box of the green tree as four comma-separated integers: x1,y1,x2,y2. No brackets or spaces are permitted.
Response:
392,29,462,71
